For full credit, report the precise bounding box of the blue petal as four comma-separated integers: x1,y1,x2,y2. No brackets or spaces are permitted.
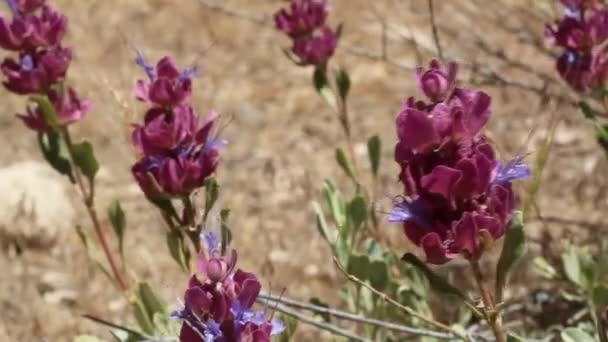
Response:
21,54,34,71
388,199,429,226
203,231,221,256
180,64,200,80
271,319,285,336
6,0,18,17
203,319,223,342
494,155,532,184
204,139,228,152
135,49,156,81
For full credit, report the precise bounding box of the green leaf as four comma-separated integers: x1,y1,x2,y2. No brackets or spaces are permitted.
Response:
562,245,596,291
137,282,167,320
367,135,381,176
334,67,351,100
334,233,350,266
204,177,219,219
506,334,526,342
82,315,144,342
534,256,558,279
72,140,99,180
108,200,126,262
133,299,154,335
278,314,298,342
579,101,597,120
563,247,583,287
312,201,334,242
495,211,526,301
335,147,356,182
593,285,608,307
347,195,367,235
596,124,608,153
166,231,189,272
347,254,370,281
313,66,337,110
37,131,74,182
561,327,596,342
220,208,232,254
402,253,468,301
30,94,58,128
322,180,346,227
369,260,389,291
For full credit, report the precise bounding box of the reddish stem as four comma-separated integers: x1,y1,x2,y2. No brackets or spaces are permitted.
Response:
470,260,506,342
63,128,129,291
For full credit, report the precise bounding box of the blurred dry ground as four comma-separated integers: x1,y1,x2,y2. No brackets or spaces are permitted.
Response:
0,0,607,340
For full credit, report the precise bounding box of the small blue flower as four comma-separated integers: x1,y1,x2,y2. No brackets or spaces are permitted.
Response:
388,199,429,226
203,319,223,342
6,0,19,17
203,230,221,256
494,155,532,184
204,138,228,152
180,64,200,81
21,54,34,71
135,49,156,81
564,7,582,21
270,318,285,336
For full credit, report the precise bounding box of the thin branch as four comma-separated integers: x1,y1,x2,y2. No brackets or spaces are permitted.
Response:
256,297,371,342
427,0,443,59
258,293,455,339
333,257,469,341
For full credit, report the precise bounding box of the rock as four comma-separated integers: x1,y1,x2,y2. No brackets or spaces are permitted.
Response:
0,161,76,249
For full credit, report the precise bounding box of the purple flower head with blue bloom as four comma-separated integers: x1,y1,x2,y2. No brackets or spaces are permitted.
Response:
274,0,339,67
174,233,284,342
545,0,608,92
134,52,197,107
392,60,528,264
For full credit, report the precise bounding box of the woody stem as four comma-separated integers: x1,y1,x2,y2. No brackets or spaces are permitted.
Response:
62,127,129,291
470,260,506,342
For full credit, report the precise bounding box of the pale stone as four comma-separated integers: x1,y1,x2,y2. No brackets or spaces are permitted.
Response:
0,161,76,249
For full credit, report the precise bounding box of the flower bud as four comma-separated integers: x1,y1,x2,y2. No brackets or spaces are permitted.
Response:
274,0,328,38
415,60,457,103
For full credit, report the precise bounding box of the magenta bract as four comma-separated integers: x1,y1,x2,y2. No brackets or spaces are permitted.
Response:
0,4,67,52
1,46,71,94
274,0,328,38
415,60,457,103
16,86,90,133
291,27,336,66
275,0,338,67
545,2,608,92
391,60,529,264
135,56,193,108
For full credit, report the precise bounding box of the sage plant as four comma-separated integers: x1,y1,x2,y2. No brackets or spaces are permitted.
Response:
389,59,530,341
131,51,225,268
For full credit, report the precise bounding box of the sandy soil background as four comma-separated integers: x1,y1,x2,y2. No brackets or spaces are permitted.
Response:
1,0,606,340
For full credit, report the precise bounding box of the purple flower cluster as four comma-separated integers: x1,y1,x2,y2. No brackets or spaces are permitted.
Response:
172,232,284,342
389,60,530,265
131,53,224,200
545,0,608,92
0,0,91,131
274,0,337,66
